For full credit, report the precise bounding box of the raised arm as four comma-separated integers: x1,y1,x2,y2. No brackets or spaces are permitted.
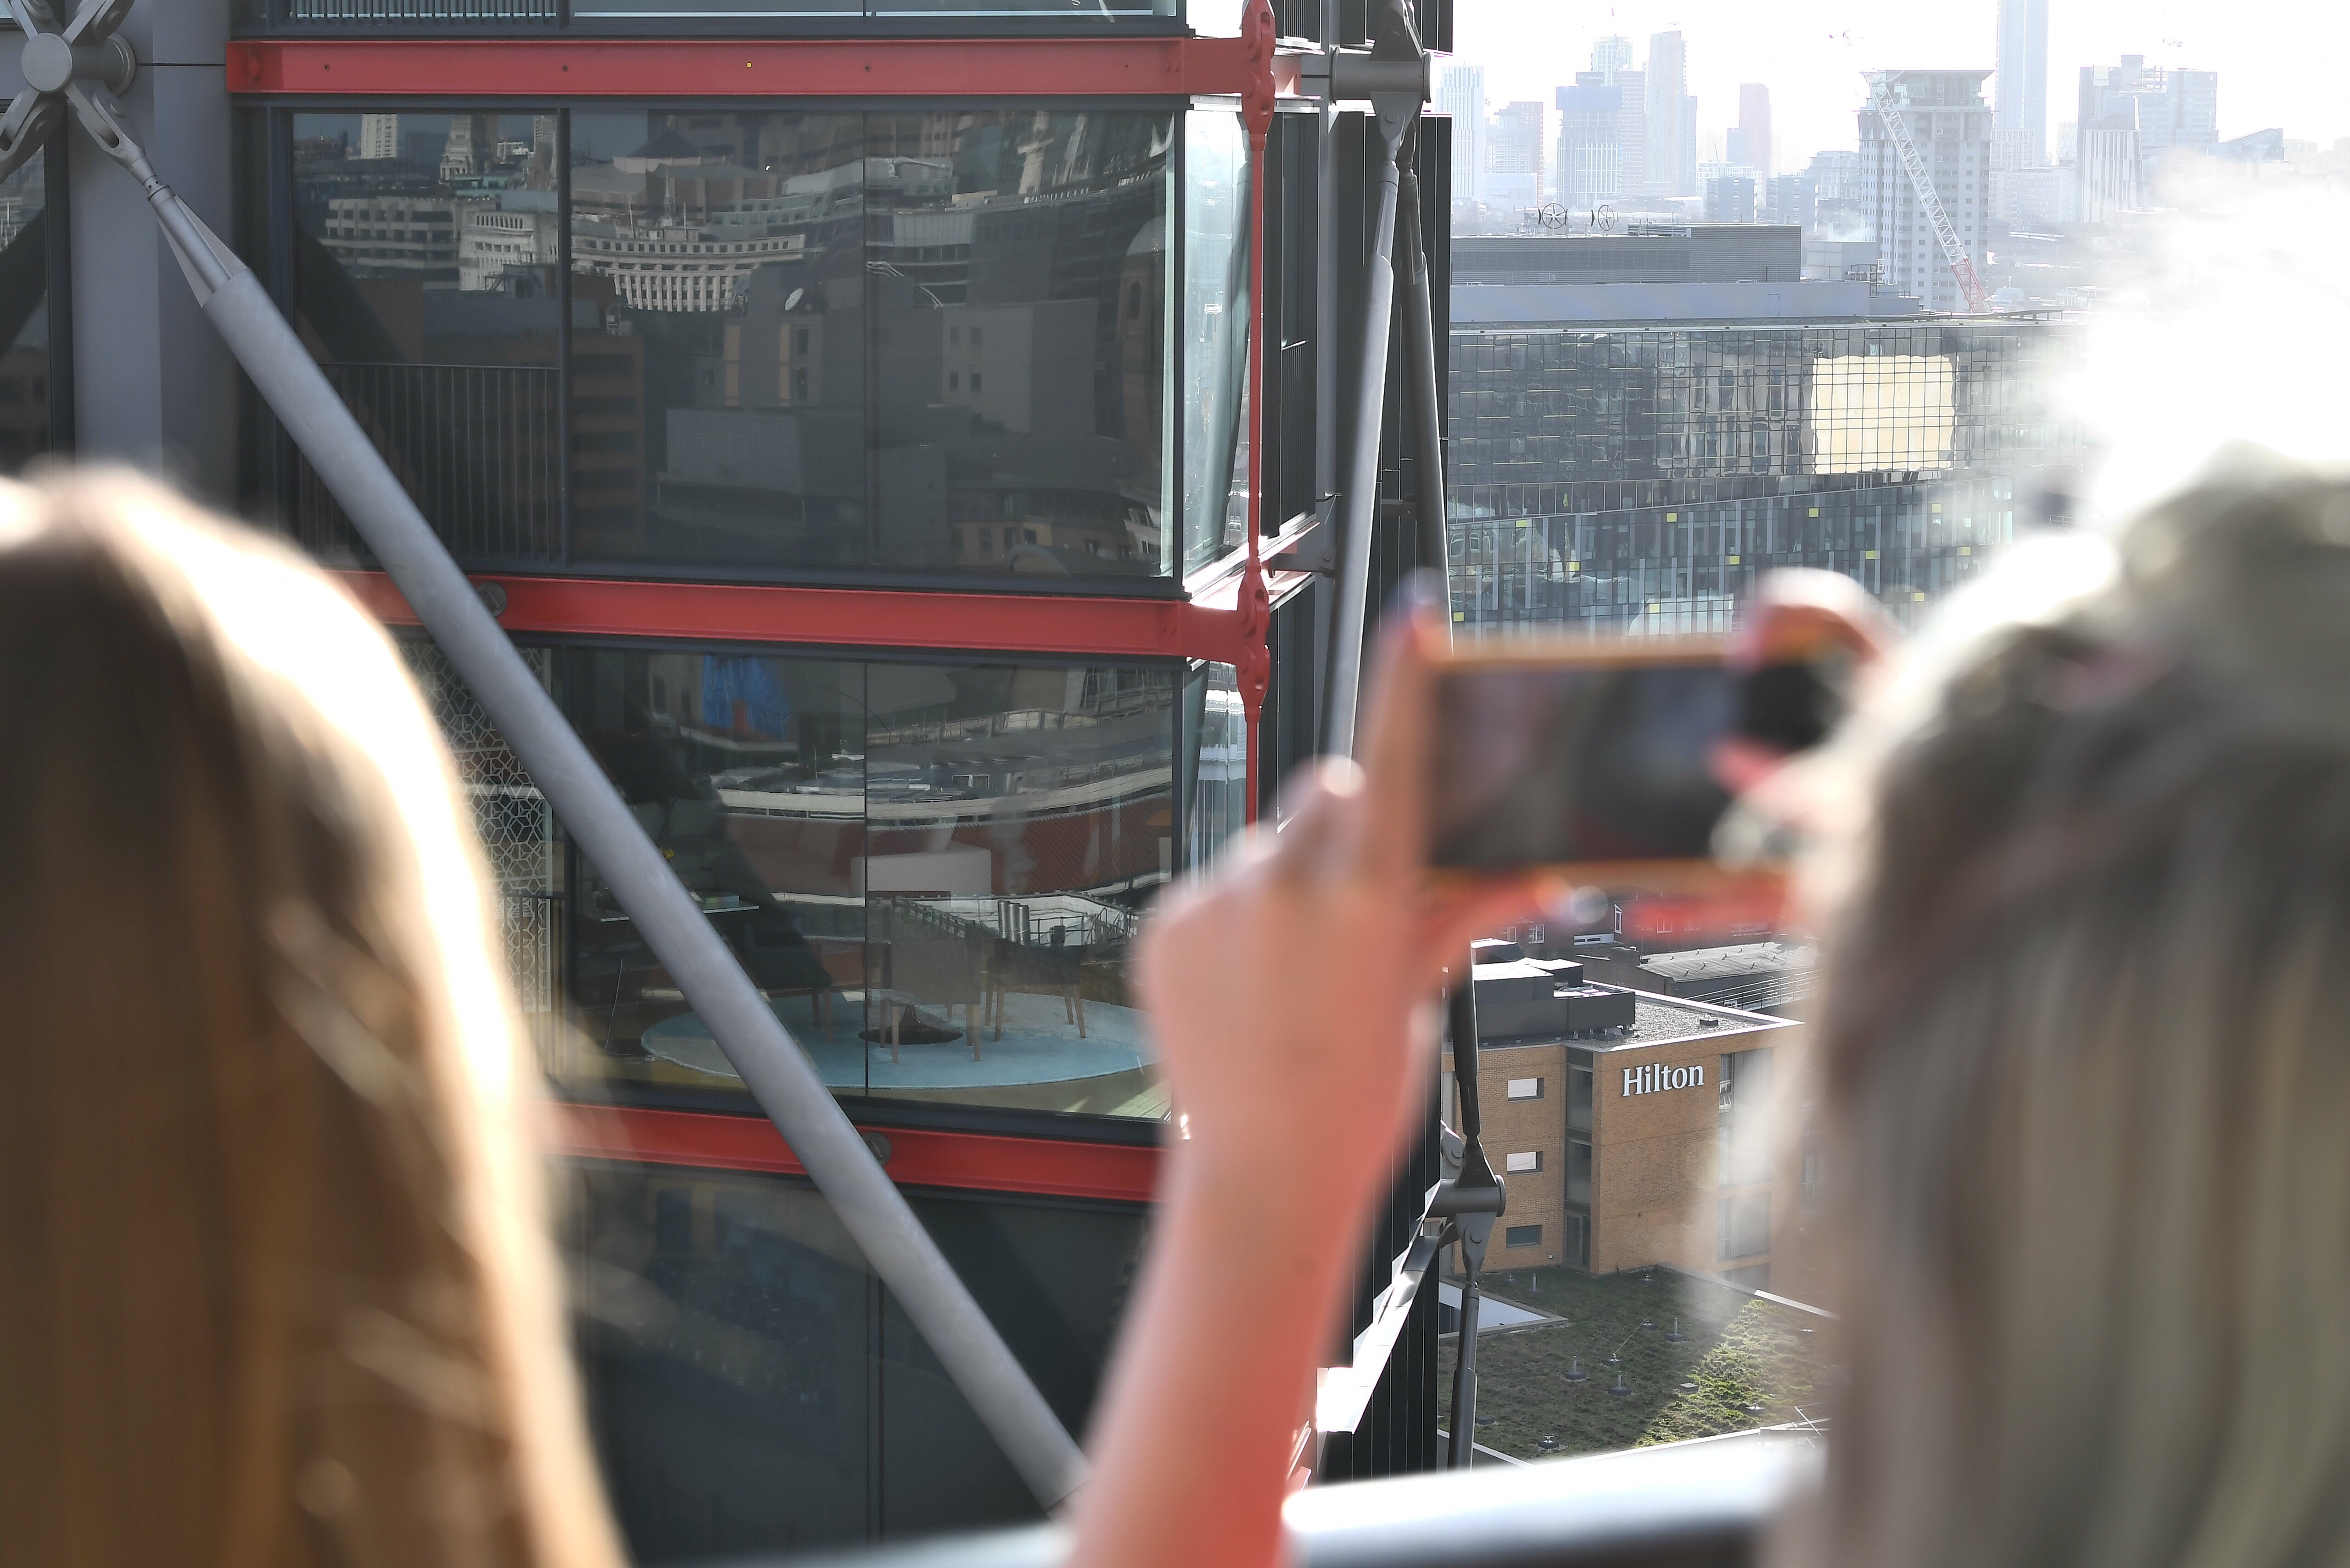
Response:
1070,586,1549,1568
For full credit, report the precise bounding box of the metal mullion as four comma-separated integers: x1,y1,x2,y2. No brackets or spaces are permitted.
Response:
42,118,73,454
556,111,572,566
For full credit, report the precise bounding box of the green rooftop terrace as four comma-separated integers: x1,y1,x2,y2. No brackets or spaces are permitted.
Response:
1437,1266,1837,1463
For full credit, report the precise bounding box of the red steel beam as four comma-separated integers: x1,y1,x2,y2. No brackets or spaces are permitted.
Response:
554,1102,1160,1205
337,566,1305,670
227,35,1303,99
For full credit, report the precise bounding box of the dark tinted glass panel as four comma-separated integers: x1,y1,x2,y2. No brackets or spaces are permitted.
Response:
0,145,52,472
570,1163,873,1559
568,109,1172,581
1567,1062,1593,1131
870,109,1170,579
568,1163,1146,1560
290,112,563,560
1566,1137,1592,1204
560,645,1175,1120
878,1197,1144,1537
568,111,869,567
857,661,1176,1117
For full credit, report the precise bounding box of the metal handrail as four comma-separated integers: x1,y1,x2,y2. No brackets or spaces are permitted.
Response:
763,1427,1820,1568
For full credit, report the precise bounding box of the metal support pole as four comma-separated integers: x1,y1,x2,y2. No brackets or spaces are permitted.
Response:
1438,975,1499,1467
1322,105,1405,761
1319,0,1427,759
1395,130,1448,580
58,81,1085,1505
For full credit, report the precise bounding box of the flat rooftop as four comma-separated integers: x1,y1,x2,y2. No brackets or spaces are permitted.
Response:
1471,986,1795,1053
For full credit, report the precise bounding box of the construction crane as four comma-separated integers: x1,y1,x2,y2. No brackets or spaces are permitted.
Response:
1864,70,1991,314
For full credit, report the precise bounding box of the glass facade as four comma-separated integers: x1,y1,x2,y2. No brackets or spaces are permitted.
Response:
0,142,59,473
560,643,1177,1120
1178,660,1245,870
567,108,1173,578
570,1161,1146,1559
259,106,1190,587
1446,315,2074,632
1181,108,1249,574
288,111,564,559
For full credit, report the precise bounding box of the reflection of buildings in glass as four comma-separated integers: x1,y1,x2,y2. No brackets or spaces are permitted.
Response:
458,191,560,293
569,291,649,543
438,112,494,181
0,325,49,470
358,112,400,162
569,111,1171,576
573,221,807,313
1448,312,2067,632
321,193,462,282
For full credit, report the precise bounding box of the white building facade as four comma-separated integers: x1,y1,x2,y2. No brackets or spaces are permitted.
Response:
1859,70,1992,315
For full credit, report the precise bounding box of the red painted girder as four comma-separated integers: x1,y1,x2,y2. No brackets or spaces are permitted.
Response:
227,35,1304,99
337,566,1302,669
553,1101,1160,1204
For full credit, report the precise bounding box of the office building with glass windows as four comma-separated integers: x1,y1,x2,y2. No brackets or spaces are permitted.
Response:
9,0,1453,1553
1446,293,2072,636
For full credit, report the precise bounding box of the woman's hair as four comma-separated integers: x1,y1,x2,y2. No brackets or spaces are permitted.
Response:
1807,448,2350,1568
0,472,623,1568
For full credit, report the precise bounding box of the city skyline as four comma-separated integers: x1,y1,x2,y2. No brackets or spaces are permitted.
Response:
1449,0,2346,178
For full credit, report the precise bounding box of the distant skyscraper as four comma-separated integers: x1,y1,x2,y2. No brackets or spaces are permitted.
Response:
1996,0,2049,165
1556,74,1626,213
1488,100,1547,214
2074,56,2216,213
1645,31,1693,198
359,113,400,162
1735,84,1773,179
1591,35,1635,79
1440,64,1488,209
1611,67,1648,196
439,112,492,181
1858,70,1992,312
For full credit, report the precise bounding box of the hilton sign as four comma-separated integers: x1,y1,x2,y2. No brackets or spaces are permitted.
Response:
1622,1062,1706,1096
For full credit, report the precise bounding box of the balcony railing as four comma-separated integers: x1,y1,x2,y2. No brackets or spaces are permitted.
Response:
285,0,558,20
292,360,561,565
767,1427,1818,1568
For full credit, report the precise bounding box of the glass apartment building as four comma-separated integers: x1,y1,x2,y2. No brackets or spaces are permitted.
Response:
4,0,1451,1555
1446,308,2073,633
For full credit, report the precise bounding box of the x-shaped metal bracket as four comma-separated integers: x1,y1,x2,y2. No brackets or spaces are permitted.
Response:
0,0,140,184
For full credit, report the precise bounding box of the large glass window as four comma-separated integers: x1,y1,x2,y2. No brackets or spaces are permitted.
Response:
567,108,1175,580
569,1161,1145,1560
561,644,1177,1121
287,112,565,560
0,140,60,472
1181,108,1250,575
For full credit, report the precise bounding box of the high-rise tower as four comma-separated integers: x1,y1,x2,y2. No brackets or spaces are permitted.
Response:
1441,63,1487,209
1645,31,1692,198
1996,0,2049,164
1859,70,1992,313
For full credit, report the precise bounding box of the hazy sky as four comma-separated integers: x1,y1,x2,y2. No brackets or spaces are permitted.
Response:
1449,0,2347,174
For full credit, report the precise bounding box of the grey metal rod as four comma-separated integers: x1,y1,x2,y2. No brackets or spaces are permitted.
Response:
1395,149,1449,579
157,196,1087,1508
1323,113,1406,760
1448,1279,1482,1468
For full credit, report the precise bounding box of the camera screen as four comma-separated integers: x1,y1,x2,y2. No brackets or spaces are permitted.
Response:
1428,659,1740,871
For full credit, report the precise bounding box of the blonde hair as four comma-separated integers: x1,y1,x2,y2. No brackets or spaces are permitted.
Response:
0,472,623,1568
1803,450,2350,1568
